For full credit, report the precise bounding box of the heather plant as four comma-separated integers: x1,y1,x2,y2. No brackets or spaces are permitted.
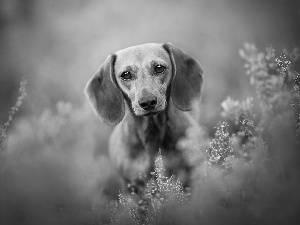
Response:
205,121,234,164
109,150,190,225
191,44,300,224
0,77,27,153
239,43,300,140
0,99,116,224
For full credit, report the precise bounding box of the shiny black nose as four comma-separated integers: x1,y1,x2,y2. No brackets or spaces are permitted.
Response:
139,97,157,111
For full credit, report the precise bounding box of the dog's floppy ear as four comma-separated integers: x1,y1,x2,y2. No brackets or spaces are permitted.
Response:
163,43,203,111
84,54,125,126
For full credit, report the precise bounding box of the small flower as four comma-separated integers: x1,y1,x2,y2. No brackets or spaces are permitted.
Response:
276,54,291,74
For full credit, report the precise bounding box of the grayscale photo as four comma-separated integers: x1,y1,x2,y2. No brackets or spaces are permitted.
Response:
0,0,300,224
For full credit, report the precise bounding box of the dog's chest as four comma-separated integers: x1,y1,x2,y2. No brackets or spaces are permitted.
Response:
137,116,167,151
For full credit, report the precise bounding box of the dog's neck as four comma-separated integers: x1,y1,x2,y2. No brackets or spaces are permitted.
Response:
136,112,168,147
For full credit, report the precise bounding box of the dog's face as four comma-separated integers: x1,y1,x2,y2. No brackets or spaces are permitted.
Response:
114,44,172,116
85,43,203,125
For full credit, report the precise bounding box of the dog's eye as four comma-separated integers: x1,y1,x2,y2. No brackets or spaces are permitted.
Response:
120,71,132,81
154,65,165,74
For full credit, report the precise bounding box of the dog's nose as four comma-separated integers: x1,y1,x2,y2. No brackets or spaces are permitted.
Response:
139,95,157,111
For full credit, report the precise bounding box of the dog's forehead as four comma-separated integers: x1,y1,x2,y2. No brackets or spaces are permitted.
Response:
115,43,170,68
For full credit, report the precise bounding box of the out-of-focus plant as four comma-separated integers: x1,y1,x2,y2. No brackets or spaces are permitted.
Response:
0,77,27,152
0,98,116,224
239,43,300,140
109,150,190,225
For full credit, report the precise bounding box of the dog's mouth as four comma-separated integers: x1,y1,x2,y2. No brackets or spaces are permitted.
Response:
141,103,165,117
142,111,160,117
132,103,165,117
135,108,164,117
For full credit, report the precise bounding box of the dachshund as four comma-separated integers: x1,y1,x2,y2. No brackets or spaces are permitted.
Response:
85,43,203,193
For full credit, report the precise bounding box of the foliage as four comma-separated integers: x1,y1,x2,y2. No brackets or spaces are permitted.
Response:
109,150,189,225
206,121,234,164
0,77,27,152
239,43,300,139
0,100,115,224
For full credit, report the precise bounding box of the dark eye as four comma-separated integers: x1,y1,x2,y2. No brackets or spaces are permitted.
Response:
120,71,132,81
154,65,165,74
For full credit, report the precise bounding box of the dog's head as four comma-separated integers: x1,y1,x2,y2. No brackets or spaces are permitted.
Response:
85,43,203,125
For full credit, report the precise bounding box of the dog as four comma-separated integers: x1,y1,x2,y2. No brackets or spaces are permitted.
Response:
85,43,203,193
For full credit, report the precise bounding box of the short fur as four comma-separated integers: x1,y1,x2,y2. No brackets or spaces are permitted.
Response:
85,43,203,192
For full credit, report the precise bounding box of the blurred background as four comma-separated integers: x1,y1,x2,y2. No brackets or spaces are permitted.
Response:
1,0,300,125
0,0,300,224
